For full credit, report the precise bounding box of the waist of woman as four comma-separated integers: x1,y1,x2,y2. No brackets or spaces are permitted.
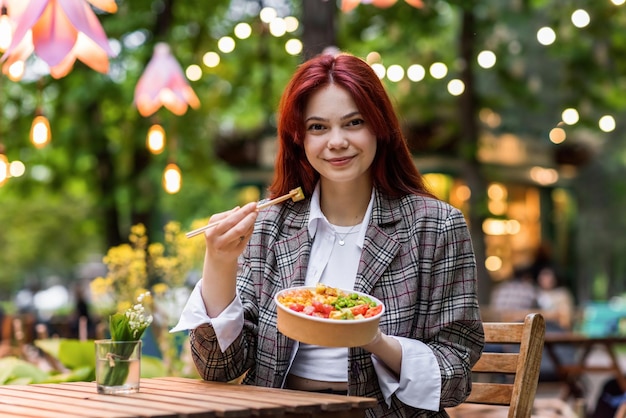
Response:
285,373,348,393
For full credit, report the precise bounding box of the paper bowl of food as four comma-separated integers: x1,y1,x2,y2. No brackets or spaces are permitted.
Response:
274,284,384,347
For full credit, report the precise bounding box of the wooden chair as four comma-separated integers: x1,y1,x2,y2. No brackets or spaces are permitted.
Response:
448,313,546,418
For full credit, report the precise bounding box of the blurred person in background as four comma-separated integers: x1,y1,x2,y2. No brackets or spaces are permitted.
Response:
489,265,538,316
533,265,578,383
536,266,575,331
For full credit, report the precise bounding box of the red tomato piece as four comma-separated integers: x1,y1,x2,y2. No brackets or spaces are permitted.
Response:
351,305,368,316
313,301,333,315
364,305,383,318
289,303,305,312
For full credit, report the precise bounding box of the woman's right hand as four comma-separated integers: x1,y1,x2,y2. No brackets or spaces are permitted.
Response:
200,201,258,316
203,201,258,264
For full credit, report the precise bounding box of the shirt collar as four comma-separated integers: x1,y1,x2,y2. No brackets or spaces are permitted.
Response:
307,183,325,239
307,182,375,249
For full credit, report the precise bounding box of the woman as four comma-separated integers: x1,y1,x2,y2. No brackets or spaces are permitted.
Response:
536,266,575,331
172,52,484,417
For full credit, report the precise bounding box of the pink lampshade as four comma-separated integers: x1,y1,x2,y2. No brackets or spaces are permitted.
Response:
134,43,201,117
341,0,423,12
371,0,398,7
341,0,362,12
0,0,30,79
0,0,117,79
404,0,424,8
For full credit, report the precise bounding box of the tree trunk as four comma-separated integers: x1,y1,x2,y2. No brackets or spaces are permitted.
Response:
457,6,491,304
302,0,337,59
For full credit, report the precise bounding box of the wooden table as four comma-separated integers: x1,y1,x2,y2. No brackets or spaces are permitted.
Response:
0,377,378,418
543,332,626,400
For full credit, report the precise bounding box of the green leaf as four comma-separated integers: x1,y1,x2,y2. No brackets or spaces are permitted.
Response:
34,339,96,370
58,340,97,370
5,377,33,385
0,357,49,384
109,312,133,341
33,338,61,359
42,366,94,383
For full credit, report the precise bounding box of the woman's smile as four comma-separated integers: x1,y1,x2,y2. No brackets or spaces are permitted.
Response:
326,155,355,166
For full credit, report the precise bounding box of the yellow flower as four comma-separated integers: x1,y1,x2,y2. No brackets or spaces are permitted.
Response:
147,220,204,289
91,221,204,317
151,283,169,296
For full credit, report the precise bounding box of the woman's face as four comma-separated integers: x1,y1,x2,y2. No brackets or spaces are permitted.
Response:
303,84,376,187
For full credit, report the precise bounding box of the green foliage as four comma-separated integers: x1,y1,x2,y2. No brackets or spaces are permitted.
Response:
0,185,100,294
0,338,167,386
0,357,50,385
35,339,95,371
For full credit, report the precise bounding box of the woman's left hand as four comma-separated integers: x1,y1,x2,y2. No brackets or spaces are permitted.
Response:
360,329,402,376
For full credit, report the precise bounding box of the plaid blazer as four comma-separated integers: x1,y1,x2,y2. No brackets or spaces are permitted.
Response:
190,188,484,418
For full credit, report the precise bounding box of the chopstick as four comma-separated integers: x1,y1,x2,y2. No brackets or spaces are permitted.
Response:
185,187,305,238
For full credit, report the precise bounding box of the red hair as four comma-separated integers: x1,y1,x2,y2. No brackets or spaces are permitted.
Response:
268,52,434,200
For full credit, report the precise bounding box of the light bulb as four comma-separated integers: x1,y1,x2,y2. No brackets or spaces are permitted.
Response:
7,60,24,81
162,163,182,194
0,153,8,186
30,115,52,148
146,124,166,154
0,7,11,52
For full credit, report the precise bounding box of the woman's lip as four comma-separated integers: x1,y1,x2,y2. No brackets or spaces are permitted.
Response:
326,156,354,164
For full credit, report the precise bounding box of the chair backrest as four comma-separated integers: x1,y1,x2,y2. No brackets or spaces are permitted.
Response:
463,313,546,418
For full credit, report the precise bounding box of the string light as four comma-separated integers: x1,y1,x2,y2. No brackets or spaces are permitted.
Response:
477,50,497,69
549,127,566,144
0,4,12,52
537,27,556,45
146,124,166,154
447,79,465,96
30,114,51,149
0,148,8,186
162,163,182,194
386,64,404,82
202,51,220,68
429,62,448,79
599,115,616,132
285,39,302,56
561,108,579,125
217,36,235,53
6,60,24,81
9,160,25,177
234,22,252,39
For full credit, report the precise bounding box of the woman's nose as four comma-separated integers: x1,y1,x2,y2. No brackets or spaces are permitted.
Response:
326,129,348,149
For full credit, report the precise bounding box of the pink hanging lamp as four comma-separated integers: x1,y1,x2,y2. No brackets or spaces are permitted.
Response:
0,0,117,79
341,0,424,12
134,42,200,118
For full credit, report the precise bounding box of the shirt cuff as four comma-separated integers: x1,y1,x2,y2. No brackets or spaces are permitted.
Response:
169,279,245,352
373,336,441,411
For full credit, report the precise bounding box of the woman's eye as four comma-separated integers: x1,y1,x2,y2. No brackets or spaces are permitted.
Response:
307,123,325,131
347,118,364,127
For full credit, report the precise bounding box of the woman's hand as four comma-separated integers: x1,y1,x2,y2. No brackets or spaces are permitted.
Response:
200,201,258,317
203,201,258,265
360,328,402,377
